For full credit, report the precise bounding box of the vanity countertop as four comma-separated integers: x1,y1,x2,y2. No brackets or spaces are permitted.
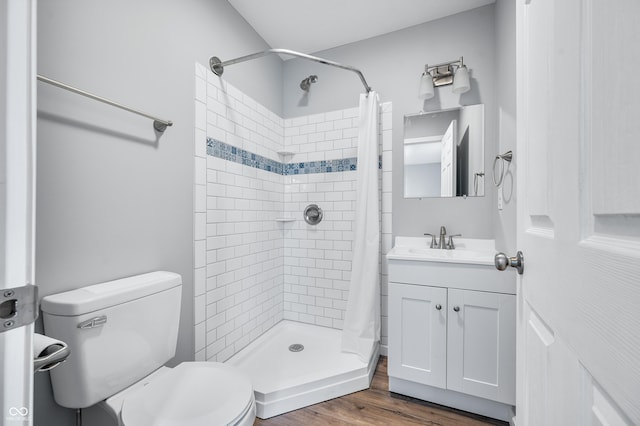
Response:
387,237,496,266
387,237,515,294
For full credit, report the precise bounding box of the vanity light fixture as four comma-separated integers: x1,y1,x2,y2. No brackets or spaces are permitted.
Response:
418,68,435,99
419,56,471,99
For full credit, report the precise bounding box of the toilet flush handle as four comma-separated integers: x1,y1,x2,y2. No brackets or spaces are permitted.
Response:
77,315,108,329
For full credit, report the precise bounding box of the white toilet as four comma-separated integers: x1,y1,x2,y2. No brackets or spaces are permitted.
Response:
41,271,256,426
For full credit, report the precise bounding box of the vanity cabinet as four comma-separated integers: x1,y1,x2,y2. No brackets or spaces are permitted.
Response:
389,282,515,404
388,284,447,388
386,254,516,422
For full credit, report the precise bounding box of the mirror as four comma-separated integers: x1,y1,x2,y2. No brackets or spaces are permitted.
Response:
403,104,485,198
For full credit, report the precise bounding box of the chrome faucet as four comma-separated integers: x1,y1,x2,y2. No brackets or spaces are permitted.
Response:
423,233,437,248
425,226,461,249
446,234,462,249
439,226,447,249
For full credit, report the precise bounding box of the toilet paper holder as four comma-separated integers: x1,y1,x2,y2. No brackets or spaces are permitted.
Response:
34,335,71,373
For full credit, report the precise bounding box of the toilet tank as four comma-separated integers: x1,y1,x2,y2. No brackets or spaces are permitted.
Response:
41,271,182,409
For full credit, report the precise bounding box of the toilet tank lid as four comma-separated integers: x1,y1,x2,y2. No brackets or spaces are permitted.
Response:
41,271,182,316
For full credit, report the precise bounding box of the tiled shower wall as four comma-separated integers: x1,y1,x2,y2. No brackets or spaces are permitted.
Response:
194,62,392,362
281,106,393,336
193,64,285,362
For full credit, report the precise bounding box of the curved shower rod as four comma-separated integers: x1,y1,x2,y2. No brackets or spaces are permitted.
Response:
209,48,372,93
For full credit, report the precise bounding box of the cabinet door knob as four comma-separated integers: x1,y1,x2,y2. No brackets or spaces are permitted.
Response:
435,304,442,310
453,306,460,312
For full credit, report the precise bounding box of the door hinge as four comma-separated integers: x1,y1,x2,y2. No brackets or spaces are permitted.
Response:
0,285,39,333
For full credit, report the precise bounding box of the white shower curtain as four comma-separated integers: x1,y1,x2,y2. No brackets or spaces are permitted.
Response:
341,91,380,362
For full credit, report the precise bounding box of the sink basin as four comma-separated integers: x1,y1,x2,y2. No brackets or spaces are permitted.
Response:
387,237,496,266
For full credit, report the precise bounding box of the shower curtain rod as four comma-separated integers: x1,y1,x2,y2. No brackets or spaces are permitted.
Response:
209,48,372,93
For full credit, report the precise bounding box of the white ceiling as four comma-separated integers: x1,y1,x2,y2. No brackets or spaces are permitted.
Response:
228,0,495,55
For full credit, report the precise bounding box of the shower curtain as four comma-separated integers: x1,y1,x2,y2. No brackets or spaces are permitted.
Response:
341,91,380,362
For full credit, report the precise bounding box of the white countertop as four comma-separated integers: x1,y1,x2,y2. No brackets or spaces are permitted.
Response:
387,237,497,266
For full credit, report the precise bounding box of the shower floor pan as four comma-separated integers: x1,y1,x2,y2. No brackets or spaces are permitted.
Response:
226,320,379,419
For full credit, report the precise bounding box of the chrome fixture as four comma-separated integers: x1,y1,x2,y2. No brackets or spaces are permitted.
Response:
0,285,38,334
473,172,485,196
495,251,524,275
419,56,471,100
438,226,447,249
446,234,462,250
34,340,71,373
210,48,372,93
303,204,323,225
492,150,513,187
37,75,173,132
423,233,437,248
288,343,304,352
300,75,318,91
425,227,460,249
77,315,107,329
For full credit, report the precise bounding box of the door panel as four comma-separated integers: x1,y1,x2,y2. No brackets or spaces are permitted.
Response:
517,0,640,423
588,0,640,217
521,0,554,230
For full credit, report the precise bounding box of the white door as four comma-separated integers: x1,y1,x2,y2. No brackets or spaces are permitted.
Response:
0,0,37,424
447,289,516,405
440,120,456,197
516,0,640,424
388,283,447,389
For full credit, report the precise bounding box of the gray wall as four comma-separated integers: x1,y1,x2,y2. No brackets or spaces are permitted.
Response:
35,1,282,425
493,0,517,253
282,5,498,241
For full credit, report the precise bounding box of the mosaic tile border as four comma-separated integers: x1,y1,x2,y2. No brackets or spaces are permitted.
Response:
207,138,368,176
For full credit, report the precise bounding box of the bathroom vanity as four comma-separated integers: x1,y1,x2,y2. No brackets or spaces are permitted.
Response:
386,237,515,422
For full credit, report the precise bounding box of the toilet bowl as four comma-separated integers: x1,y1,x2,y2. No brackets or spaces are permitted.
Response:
41,271,256,426
101,363,255,426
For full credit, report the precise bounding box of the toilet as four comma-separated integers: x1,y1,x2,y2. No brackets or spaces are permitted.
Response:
41,271,256,426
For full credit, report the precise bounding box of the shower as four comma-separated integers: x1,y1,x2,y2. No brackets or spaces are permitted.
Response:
300,75,318,91
199,47,380,419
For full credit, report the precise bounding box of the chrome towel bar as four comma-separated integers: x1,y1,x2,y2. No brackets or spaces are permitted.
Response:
37,75,173,132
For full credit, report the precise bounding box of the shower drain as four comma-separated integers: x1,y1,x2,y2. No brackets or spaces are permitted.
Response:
288,343,304,352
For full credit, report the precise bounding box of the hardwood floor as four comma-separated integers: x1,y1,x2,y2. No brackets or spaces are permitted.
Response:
254,356,508,425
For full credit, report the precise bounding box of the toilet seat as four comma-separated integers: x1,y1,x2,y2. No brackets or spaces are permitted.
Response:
120,362,255,426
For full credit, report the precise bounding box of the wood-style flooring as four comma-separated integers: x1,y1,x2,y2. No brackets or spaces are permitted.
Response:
254,356,508,425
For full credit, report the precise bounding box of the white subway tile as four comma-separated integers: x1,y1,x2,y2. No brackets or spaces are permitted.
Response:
291,115,308,126
316,121,334,132
195,101,206,130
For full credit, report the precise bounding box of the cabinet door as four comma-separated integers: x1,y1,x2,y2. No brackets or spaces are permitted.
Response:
388,283,447,389
447,289,516,405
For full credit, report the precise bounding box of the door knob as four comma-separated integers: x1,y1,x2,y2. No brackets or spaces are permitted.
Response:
495,251,524,275
435,304,442,310
453,306,460,312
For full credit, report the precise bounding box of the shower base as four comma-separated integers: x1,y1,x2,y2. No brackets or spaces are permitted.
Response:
226,320,379,419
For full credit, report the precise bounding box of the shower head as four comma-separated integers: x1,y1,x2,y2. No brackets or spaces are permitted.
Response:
300,75,318,91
